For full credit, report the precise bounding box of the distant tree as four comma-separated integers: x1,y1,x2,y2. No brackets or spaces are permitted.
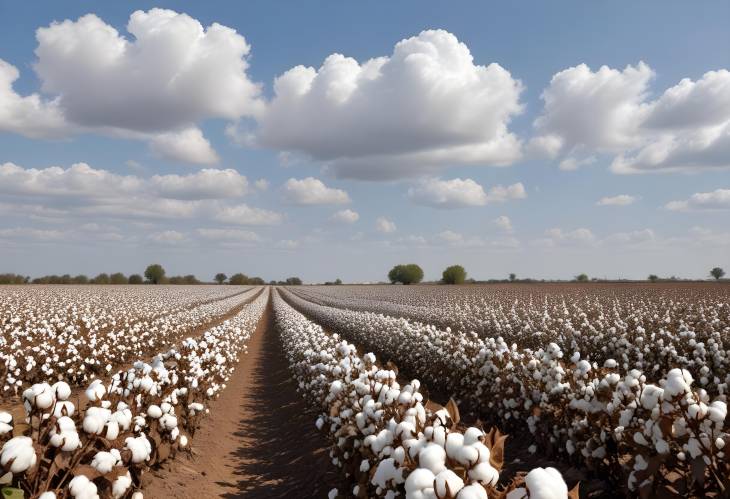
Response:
229,273,249,285
285,277,303,285
509,273,516,282
144,264,165,284
0,273,28,284
72,274,89,284
335,278,342,285
648,274,659,283
110,272,127,285
168,276,184,285
249,277,265,285
214,273,228,284
183,275,199,285
442,265,467,285
128,274,144,284
388,264,424,285
92,273,110,285
711,267,726,280
575,273,589,282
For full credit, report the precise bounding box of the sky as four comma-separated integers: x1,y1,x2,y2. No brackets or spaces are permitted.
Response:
0,0,729,282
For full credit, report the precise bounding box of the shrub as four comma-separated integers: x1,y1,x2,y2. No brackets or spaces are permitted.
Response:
229,273,249,285
109,272,127,284
388,264,424,285
144,264,165,284
442,265,467,284
128,274,143,284
91,273,110,285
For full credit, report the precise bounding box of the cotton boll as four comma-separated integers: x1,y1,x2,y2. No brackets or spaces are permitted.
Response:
112,472,133,498
147,405,163,419
523,467,568,499
434,469,465,497
125,435,152,463
455,484,488,499
39,493,57,499
463,427,484,446
91,451,118,474
53,381,72,401
404,468,436,498
445,432,464,460
69,474,99,499
85,379,106,402
1,436,37,473
131,493,143,499
371,458,404,488
418,443,447,474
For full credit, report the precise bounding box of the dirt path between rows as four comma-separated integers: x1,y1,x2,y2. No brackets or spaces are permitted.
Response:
144,297,338,498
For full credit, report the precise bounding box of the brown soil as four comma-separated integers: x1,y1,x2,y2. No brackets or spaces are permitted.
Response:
144,297,338,498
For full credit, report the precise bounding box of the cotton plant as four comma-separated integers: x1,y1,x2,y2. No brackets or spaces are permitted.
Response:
272,290,572,498
0,288,267,497
279,286,730,496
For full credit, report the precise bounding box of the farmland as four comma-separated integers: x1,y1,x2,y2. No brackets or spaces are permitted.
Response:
0,283,728,498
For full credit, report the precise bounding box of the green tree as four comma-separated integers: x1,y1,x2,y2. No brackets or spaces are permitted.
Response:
509,273,516,282
144,264,165,284
648,274,659,283
92,273,110,284
335,278,342,285
249,277,265,285
388,264,424,285
128,274,143,284
575,273,589,282
710,267,725,280
110,272,127,284
286,277,303,285
214,273,228,284
442,265,467,285
229,273,249,285
183,275,199,285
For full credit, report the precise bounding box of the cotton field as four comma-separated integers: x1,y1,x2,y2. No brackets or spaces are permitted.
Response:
0,283,728,498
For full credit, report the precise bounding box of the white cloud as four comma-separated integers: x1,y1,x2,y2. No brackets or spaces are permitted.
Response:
148,127,219,165
533,64,730,174
148,230,185,244
558,156,596,171
408,178,526,208
375,217,396,234
603,229,656,245
214,204,283,226
196,228,261,242
282,177,350,205
254,178,269,191
597,194,637,206
0,9,264,164
256,29,524,180
665,188,730,211
494,215,513,232
0,227,65,241
275,239,300,249
539,227,597,247
150,169,248,199
331,209,359,224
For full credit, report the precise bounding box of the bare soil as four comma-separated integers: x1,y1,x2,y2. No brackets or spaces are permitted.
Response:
144,298,338,498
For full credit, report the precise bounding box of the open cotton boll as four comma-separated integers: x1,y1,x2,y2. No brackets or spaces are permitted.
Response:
53,381,72,401
434,469,465,496
159,413,178,431
83,407,111,435
69,474,99,499
468,461,499,486
125,435,152,463
85,379,106,402
404,468,436,499
39,493,57,499
523,467,568,499
1,436,37,473
418,444,447,474
52,400,76,418
455,484,488,499
131,492,143,499
112,471,133,498
0,411,12,435
371,458,404,488
91,451,119,474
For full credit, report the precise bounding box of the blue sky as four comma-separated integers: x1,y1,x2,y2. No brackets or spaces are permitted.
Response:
0,1,728,282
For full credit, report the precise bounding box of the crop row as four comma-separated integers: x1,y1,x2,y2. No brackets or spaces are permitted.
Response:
0,286,260,395
291,285,730,390
0,288,268,498
280,288,730,497
272,289,570,499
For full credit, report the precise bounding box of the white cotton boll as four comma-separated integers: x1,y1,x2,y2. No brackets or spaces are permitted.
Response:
455,484,488,499
404,468,436,498
112,472,132,498
445,432,464,460
179,435,189,448
523,467,568,499
83,407,111,435
147,405,163,419
418,444,447,474
53,381,72,401
371,458,404,488
125,435,152,463
39,493,57,499
506,488,527,499
0,412,12,435
463,427,484,446
53,401,76,418
1,436,37,473
159,414,178,431
69,474,99,499
328,489,338,499
131,492,143,499
435,469,465,496
85,380,106,402
91,451,118,474
708,401,727,423
469,461,500,486
105,420,120,440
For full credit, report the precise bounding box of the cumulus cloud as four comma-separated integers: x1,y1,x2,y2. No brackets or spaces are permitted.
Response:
148,127,219,165
214,204,283,226
255,29,524,179
533,63,730,174
665,188,730,211
408,178,526,208
375,217,396,233
331,209,359,224
0,9,264,164
0,161,280,225
494,215,513,232
597,194,638,206
537,227,597,247
282,177,350,205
